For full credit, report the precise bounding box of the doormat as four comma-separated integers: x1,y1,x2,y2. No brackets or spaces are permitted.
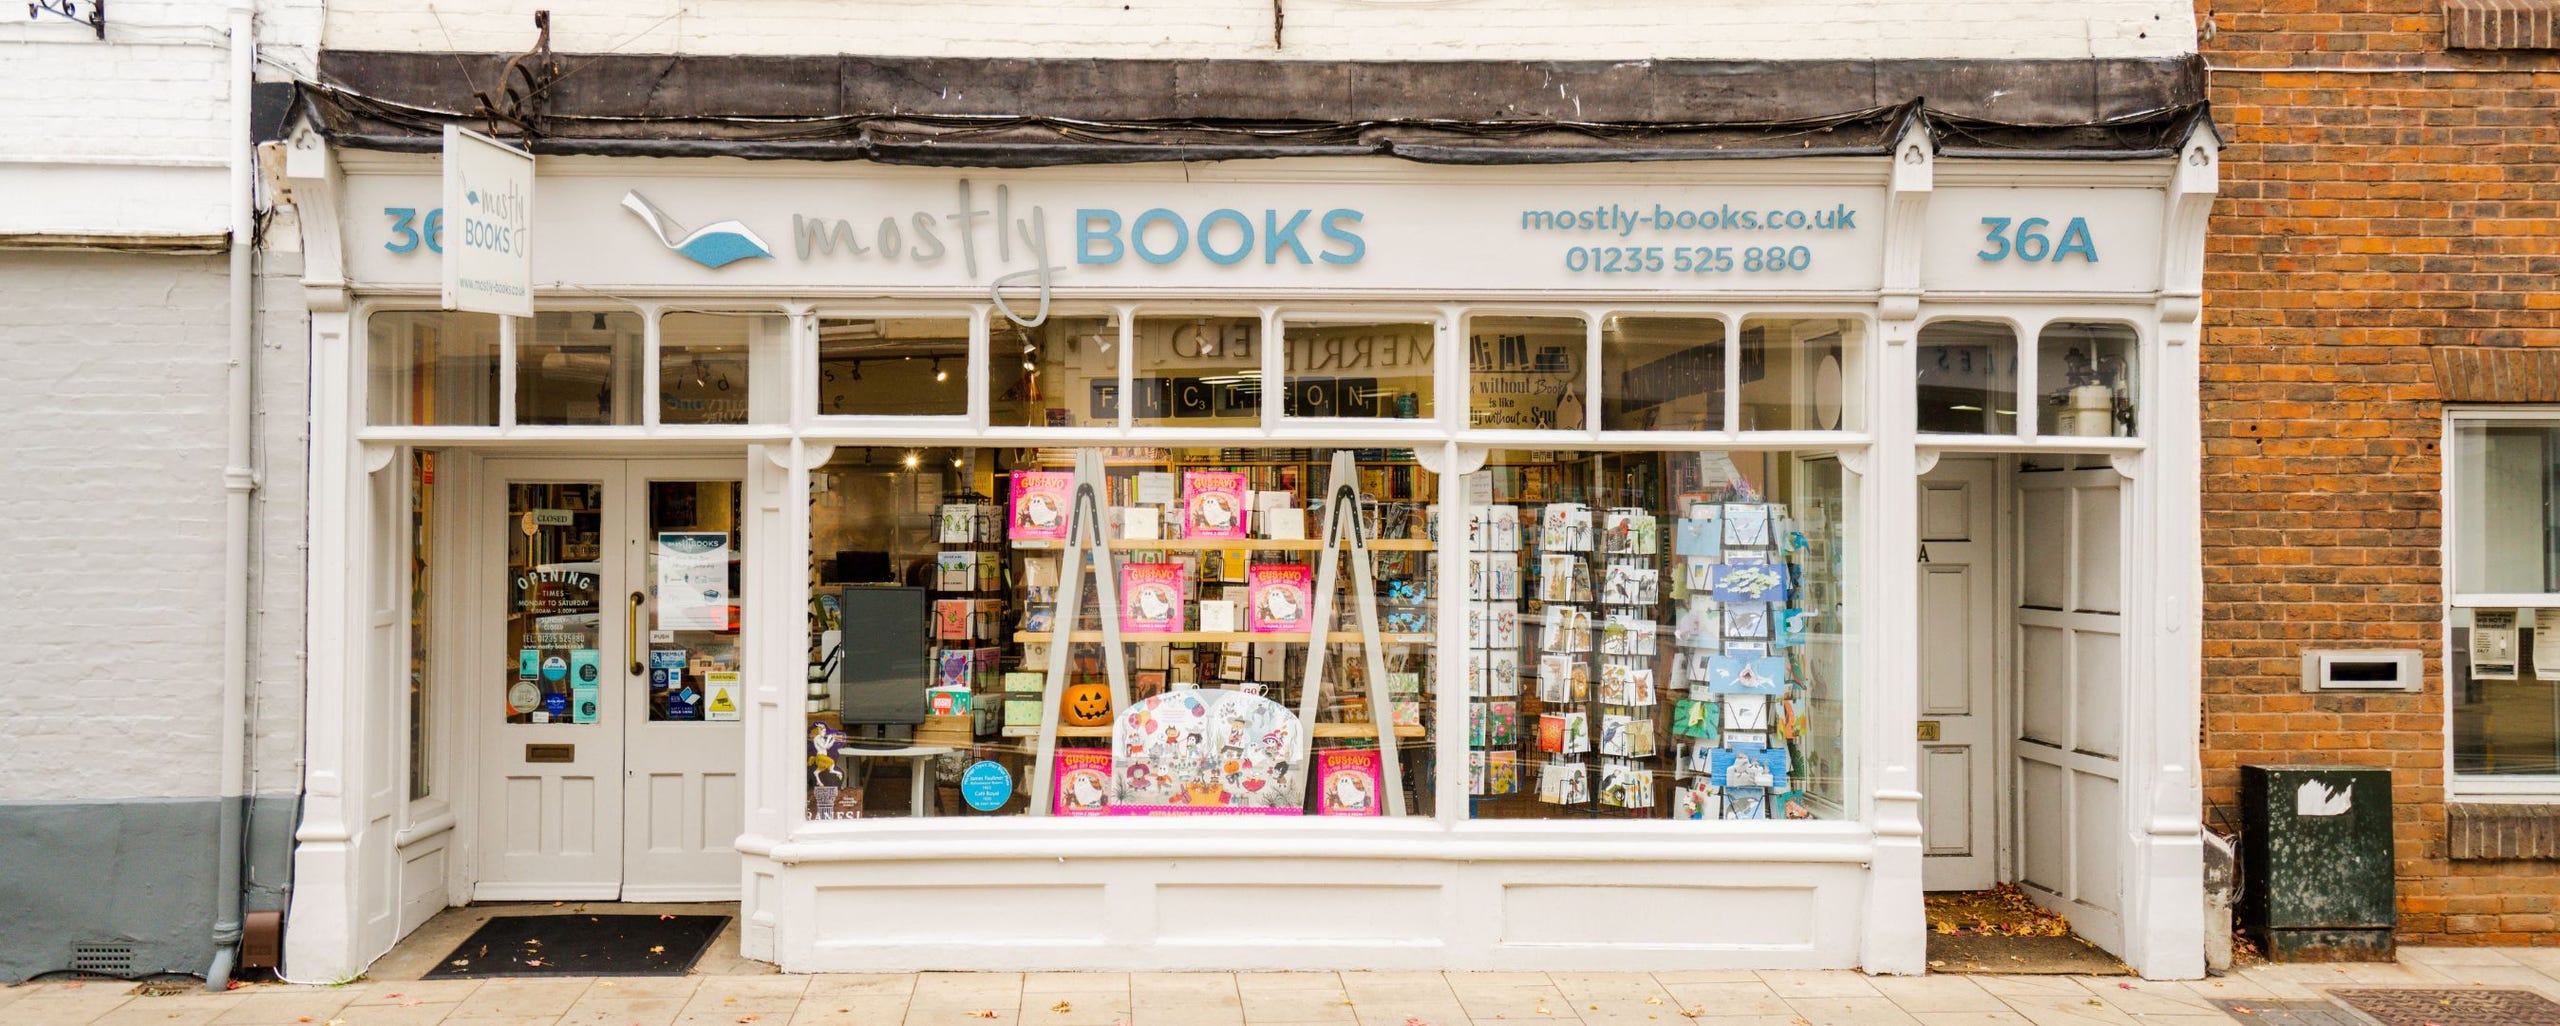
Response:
424,914,727,978
2328,988,2560,1026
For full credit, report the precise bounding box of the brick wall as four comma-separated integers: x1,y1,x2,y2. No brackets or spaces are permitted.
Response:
2198,0,2560,943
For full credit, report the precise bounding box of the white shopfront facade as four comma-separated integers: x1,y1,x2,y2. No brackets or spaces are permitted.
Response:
280,125,2219,981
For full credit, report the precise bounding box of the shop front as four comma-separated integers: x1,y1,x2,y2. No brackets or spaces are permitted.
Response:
280,121,2218,979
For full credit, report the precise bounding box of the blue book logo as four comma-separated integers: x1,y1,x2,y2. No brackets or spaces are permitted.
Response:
621,191,773,269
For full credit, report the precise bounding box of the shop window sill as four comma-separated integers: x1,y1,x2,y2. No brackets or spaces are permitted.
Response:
2448,801,2560,860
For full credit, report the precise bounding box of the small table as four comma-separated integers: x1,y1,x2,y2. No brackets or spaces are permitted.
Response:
833,744,955,817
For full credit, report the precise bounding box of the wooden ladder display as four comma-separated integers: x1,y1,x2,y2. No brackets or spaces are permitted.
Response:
1292,450,1408,817
1026,448,1131,816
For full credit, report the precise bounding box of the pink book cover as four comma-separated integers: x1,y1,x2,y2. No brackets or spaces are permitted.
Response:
1246,563,1315,634
1119,562,1187,633
1314,748,1386,816
1181,470,1250,540
1009,471,1074,542
1051,748,1114,816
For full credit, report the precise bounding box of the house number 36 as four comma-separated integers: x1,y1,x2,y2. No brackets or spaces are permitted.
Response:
1977,216,2098,263
383,207,445,254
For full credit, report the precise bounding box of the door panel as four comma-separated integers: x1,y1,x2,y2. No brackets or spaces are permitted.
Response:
2014,466,2126,951
1917,458,1999,890
477,474,623,899
622,470,746,901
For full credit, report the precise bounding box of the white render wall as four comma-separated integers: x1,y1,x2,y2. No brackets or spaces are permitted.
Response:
322,0,2193,61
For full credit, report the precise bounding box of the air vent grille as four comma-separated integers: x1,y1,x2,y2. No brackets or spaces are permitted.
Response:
67,942,135,975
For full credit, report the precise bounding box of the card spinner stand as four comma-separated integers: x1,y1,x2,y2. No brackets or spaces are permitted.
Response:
1294,450,1409,817
1027,448,1133,816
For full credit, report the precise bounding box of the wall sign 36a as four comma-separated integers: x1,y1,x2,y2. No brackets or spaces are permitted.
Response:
383,207,445,253
1976,216,2097,263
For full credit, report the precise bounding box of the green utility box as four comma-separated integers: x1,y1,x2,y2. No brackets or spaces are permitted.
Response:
2238,766,2396,961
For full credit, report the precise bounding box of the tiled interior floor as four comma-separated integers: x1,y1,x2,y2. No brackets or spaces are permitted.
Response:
8,943,2560,1026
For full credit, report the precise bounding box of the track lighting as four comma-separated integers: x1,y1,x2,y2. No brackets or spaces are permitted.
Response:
932,358,948,383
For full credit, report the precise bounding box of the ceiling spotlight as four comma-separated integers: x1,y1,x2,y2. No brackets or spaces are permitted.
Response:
902,452,920,470
932,358,948,383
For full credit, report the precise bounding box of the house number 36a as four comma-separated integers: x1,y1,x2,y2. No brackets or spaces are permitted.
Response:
383,207,445,254
1977,216,2098,263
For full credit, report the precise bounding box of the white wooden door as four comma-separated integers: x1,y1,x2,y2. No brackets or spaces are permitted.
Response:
621,463,747,901
475,459,745,901
2014,465,2126,951
1917,458,2000,891
477,461,626,899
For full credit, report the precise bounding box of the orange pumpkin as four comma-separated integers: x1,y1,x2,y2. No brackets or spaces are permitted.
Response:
1061,680,1114,727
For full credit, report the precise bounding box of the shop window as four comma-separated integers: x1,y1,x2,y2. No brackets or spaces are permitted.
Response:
1281,320,1436,419
659,312,782,426
1600,316,1725,431
409,451,435,800
1465,449,1848,820
367,310,499,426
2035,322,2139,438
1467,316,1588,430
1135,314,1263,428
1915,320,2019,435
816,316,970,417
806,446,1438,819
518,311,644,426
2450,417,2560,780
1739,317,1862,432
990,315,1117,428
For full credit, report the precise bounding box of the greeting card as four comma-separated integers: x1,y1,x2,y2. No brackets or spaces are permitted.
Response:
1723,602,1771,641
1722,694,1772,731
1245,563,1314,634
1540,503,1594,551
1560,710,1591,754
1314,748,1385,816
1538,713,1568,753
1602,563,1659,605
1673,783,1720,820
1722,503,1773,547
1181,471,1251,540
1119,563,1187,633
1486,750,1521,795
1710,561,1791,604
1775,607,1808,648
1487,605,1521,649
1602,509,1659,555
1722,786,1769,820
1672,698,1720,740
1010,471,1074,542
1675,511,1723,558
1704,654,1790,695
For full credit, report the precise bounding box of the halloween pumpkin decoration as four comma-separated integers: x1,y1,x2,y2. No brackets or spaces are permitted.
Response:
1061,680,1114,727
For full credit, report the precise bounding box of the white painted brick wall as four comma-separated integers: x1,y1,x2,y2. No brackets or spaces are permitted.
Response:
321,0,2194,61
0,253,303,802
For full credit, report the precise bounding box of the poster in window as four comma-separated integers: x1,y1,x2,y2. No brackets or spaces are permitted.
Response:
2472,609,2519,681
656,532,731,631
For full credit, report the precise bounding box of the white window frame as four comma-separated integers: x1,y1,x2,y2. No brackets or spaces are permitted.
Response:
2444,406,2560,800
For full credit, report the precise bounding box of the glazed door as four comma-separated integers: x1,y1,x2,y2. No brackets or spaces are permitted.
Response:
622,467,747,900
1917,457,2001,891
2013,465,2126,951
479,464,626,899
476,460,744,900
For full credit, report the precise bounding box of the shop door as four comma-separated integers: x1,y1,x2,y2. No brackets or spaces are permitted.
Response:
478,459,746,901
1916,457,2000,891
2013,466,2126,950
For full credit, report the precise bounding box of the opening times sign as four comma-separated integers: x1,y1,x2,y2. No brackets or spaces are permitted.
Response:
441,125,534,317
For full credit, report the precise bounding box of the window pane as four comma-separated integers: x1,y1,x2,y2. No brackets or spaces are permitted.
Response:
990,315,1116,428
409,451,436,799
1135,315,1262,428
367,310,498,426
1916,320,2018,435
505,482,603,725
2453,421,2560,595
1468,316,1587,430
647,480,743,721
2036,322,2138,438
1467,449,1848,820
806,446,1438,818
1740,317,1862,432
816,316,970,417
1282,321,1435,419
2452,607,2560,775
1600,316,1724,431
518,311,644,426
659,312,781,426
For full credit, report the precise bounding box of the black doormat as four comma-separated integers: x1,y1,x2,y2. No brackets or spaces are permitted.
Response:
424,913,727,978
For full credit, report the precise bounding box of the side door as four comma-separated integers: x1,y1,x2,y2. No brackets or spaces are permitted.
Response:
620,461,749,900
2014,464,2127,950
476,461,626,899
1917,457,2001,891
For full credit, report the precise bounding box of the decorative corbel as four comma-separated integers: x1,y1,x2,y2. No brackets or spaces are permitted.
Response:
283,126,349,315
2156,121,2223,338
1879,122,1936,340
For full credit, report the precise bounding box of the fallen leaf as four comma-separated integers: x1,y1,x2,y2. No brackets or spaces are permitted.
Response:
2231,1005,2255,1015
1646,996,1664,1005
2085,999,2103,1007
1404,1018,1435,1026
967,1011,998,1020
737,1017,760,1024
650,945,665,955
226,981,245,991
1052,1000,1073,1013
61,983,84,990
1679,1009,1706,1020
551,901,565,907
2116,983,2135,989
661,914,678,920
299,1018,313,1023
398,1000,422,1008
449,960,469,967
383,993,400,1000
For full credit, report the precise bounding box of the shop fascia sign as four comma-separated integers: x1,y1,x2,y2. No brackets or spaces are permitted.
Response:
362,169,2163,315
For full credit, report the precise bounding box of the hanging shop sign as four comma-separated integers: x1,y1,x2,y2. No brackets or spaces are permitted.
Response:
438,126,535,317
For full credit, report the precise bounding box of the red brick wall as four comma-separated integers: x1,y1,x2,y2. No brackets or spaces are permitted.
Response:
2198,0,2560,943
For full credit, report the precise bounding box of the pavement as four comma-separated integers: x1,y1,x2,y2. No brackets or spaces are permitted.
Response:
9,948,2560,1026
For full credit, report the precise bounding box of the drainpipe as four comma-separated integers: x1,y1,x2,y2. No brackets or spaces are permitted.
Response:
207,0,259,993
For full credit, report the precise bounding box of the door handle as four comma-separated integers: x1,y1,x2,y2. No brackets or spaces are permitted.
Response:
628,590,647,675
